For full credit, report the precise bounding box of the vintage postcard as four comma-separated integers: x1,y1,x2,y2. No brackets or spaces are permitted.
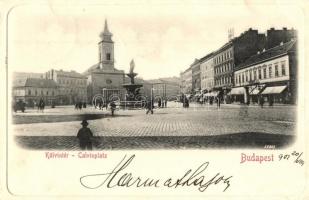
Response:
0,0,308,199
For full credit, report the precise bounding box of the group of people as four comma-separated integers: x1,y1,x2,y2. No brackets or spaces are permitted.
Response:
182,96,221,109
37,98,45,112
75,102,87,110
93,101,117,116
157,98,167,108
258,96,273,108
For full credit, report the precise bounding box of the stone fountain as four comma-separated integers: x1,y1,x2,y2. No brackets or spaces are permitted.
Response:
122,59,143,102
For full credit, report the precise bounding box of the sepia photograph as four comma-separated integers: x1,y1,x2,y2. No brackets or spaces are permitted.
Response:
2,1,308,198
9,3,298,151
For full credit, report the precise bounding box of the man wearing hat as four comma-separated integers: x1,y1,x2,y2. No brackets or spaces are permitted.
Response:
77,119,93,150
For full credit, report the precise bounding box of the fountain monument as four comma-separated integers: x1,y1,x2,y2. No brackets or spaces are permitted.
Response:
122,59,143,102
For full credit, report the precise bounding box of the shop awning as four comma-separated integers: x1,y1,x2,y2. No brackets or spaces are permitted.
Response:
204,91,219,97
261,85,287,94
229,87,245,95
250,87,260,95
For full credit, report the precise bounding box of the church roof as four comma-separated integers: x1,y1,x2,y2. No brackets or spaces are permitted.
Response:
83,63,125,75
83,64,100,75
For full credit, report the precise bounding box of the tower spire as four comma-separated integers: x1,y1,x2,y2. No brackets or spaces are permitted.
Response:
100,19,113,42
104,19,112,35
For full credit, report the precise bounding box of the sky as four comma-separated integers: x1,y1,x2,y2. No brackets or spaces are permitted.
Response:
8,2,303,79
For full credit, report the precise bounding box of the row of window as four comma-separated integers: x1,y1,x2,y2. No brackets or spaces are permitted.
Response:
28,90,56,96
214,49,233,65
215,62,233,74
58,79,87,85
201,81,214,89
215,76,232,86
235,61,287,85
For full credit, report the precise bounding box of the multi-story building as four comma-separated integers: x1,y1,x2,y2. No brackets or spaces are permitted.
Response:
180,67,192,94
232,39,297,104
12,78,58,106
147,77,181,100
45,69,88,104
191,59,201,93
200,52,214,93
180,71,186,94
213,42,234,94
213,28,266,101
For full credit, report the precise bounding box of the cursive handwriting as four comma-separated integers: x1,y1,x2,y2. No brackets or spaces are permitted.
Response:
80,154,233,192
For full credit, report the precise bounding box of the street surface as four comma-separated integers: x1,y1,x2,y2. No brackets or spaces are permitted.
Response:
12,102,296,150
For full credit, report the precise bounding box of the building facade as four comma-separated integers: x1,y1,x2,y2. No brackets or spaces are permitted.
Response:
45,69,88,104
200,52,214,92
147,77,181,100
180,67,192,94
84,20,125,103
191,59,201,93
232,40,297,104
213,43,234,92
213,28,266,101
12,78,58,106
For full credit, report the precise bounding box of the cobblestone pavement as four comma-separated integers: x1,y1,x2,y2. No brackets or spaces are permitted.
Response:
12,103,296,149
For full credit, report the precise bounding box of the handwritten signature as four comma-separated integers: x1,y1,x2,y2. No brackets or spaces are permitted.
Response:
80,154,233,192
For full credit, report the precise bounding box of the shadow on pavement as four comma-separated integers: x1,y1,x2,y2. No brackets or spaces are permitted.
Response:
12,113,132,124
15,132,295,150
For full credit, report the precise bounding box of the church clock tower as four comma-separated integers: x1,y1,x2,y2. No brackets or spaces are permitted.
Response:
98,19,114,70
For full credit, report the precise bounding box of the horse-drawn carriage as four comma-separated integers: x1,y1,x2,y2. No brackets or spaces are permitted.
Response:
13,100,26,112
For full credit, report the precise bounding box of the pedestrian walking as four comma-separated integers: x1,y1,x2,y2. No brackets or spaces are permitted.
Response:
110,101,116,116
146,100,154,114
77,120,93,150
260,96,264,108
269,96,274,107
165,99,167,108
217,96,221,109
158,98,161,108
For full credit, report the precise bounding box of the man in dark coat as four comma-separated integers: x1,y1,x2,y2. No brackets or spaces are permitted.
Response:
110,101,116,116
146,100,154,114
77,120,93,150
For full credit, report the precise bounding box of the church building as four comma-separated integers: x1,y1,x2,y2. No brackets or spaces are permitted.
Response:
84,20,125,103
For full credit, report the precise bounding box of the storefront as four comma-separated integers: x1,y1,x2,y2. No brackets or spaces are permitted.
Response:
229,87,246,103
261,85,289,104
